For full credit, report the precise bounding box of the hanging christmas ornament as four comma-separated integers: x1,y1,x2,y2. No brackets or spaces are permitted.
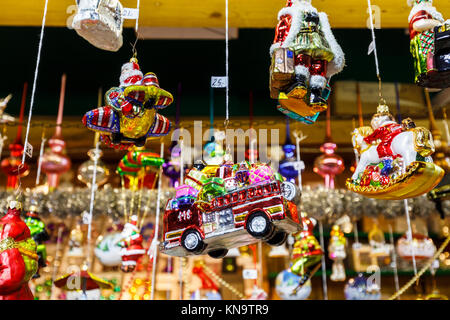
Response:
1,83,29,189
83,58,173,150
290,212,322,291
0,201,38,300
347,102,444,199
117,215,146,272
78,92,110,187
313,106,344,189
117,146,164,190
72,0,124,52
279,117,299,183
24,203,49,279
407,0,450,88
191,261,222,300
160,161,301,258
269,0,345,124
54,263,113,299
67,223,85,257
0,94,15,124
344,274,381,300
275,269,312,300
396,232,437,261
203,132,226,166
94,231,123,267
328,224,347,281
40,74,71,190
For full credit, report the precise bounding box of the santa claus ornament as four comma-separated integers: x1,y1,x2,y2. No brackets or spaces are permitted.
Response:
408,0,450,88
72,0,124,52
83,58,173,150
270,0,345,124
117,215,146,272
347,103,444,199
0,201,38,300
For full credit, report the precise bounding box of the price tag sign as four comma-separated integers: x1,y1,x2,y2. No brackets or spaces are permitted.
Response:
211,76,228,88
123,8,140,19
25,142,33,158
242,269,258,280
82,211,92,225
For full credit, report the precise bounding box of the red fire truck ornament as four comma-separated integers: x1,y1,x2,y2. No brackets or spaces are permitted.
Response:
160,163,301,259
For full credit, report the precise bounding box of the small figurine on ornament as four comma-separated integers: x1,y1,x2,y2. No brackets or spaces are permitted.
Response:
72,0,124,52
290,212,322,292
270,0,345,124
347,103,444,199
408,0,450,88
68,223,85,257
116,215,145,272
83,58,173,150
328,224,347,281
344,274,381,300
0,201,38,300
94,231,123,267
275,268,312,300
24,204,49,279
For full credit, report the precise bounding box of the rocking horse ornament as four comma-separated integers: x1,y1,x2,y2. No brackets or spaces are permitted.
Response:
346,103,444,199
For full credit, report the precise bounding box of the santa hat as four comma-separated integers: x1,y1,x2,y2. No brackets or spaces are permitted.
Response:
130,215,138,226
120,59,144,87
407,0,444,22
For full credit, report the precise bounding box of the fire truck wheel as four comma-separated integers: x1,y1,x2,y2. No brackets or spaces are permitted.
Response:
207,249,229,259
181,229,205,253
246,212,274,239
266,231,288,246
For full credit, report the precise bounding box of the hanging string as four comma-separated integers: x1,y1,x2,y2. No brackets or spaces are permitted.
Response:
35,128,47,186
403,198,418,276
318,220,328,300
388,224,400,299
367,0,384,103
21,0,49,165
86,141,100,269
224,0,230,126
150,142,164,300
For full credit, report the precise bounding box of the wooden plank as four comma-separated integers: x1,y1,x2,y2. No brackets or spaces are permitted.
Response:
1,0,449,29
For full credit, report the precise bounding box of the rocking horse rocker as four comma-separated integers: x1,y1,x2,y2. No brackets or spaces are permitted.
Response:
346,103,444,200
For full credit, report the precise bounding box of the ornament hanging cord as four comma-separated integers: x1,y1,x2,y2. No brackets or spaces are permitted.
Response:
16,0,49,200
367,0,384,104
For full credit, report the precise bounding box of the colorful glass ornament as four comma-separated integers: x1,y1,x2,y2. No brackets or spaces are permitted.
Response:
40,74,71,190
24,204,49,279
269,0,345,124
1,83,29,189
313,107,344,188
94,232,123,267
72,0,124,52
117,146,164,190
0,201,38,300
77,147,110,187
83,58,173,150
68,223,84,257
397,232,437,261
347,103,444,199
328,224,347,282
117,215,146,272
344,274,381,300
408,0,450,88
279,118,299,183
161,162,301,258
275,269,312,300
290,212,322,291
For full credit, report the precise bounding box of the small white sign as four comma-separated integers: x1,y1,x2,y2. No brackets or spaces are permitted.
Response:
82,211,92,225
367,40,375,55
242,269,258,280
211,76,228,88
25,142,33,158
123,8,140,20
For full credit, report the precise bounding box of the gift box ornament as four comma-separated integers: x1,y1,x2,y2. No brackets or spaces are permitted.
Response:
249,164,275,184
224,177,238,192
72,0,124,52
176,184,199,198
199,177,226,202
216,164,233,179
185,169,208,192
